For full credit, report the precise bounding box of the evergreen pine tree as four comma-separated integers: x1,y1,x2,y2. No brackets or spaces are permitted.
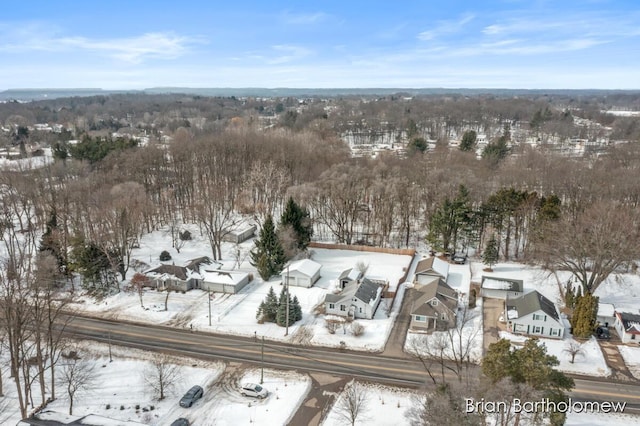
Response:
459,130,477,152
483,234,499,269
250,215,286,280
256,286,279,323
292,295,302,321
280,197,313,252
276,286,296,327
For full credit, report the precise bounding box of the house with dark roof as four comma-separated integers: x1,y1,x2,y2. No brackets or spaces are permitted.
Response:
613,311,640,344
480,276,524,300
324,277,386,320
144,256,227,292
506,290,566,339
413,257,449,287
409,279,459,331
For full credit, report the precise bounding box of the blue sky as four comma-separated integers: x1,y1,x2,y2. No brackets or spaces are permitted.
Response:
1,1,639,89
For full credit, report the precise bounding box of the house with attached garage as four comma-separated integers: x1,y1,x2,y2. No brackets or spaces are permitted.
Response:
144,257,252,294
413,256,449,286
480,276,524,300
613,311,640,344
505,290,566,339
409,279,459,331
324,277,387,320
281,259,322,288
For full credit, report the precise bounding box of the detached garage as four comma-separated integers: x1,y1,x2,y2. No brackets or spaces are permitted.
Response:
281,259,322,288
201,269,251,294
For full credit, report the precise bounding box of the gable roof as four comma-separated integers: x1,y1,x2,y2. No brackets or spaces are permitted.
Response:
339,268,363,282
481,276,524,293
506,290,559,322
201,269,248,285
615,311,640,335
285,259,321,277
145,264,188,281
354,277,382,304
325,281,358,304
415,257,449,279
411,279,458,317
184,256,217,272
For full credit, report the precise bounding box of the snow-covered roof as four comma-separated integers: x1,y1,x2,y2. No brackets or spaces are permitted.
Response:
284,259,321,277
507,308,519,320
415,256,449,279
616,311,640,334
481,276,523,292
598,302,616,318
201,269,248,286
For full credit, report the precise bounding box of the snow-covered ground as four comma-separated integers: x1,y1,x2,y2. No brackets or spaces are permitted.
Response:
68,225,413,351
321,380,640,426
2,342,310,426
499,332,611,377
617,346,640,380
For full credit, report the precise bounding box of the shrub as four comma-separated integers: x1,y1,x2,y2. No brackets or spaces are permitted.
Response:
159,250,171,261
120,406,125,410
179,230,192,241
106,404,111,410
351,321,364,336
325,319,341,334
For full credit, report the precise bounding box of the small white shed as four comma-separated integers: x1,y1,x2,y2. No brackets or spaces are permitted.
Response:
281,259,321,288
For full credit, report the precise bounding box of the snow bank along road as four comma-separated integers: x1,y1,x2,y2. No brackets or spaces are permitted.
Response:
61,313,640,414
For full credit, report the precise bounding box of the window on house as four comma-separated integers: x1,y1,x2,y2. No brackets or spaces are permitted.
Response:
340,305,346,311
415,315,426,322
534,326,542,334
533,314,547,321
329,303,335,309
359,307,363,313
632,334,636,340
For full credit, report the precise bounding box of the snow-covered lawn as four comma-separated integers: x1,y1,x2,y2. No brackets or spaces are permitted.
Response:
69,225,413,351
404,301,484,364
2,342,311,426
321,381,421,426
499,332,611,377
617,345,640,379
320,380,640,426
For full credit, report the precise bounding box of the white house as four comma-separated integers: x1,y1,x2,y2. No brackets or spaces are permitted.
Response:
597,302,616,328
613,311,640,344
325,277,385,320
413,257,449,286
281,259,321,288
200,269,251,294
480,276,524,300
506,290,566,339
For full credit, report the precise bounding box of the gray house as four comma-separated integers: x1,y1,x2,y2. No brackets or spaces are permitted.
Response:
480,276,524,300
506,290,566,339
325,277,385,320
409,279,458,332
413,257,449,287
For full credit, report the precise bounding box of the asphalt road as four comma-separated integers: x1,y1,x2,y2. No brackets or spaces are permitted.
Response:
62,314,640,415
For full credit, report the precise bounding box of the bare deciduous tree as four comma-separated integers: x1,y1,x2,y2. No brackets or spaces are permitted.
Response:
563,339,584,364
143,355,181,400
334,381,369,426
60,359,97,415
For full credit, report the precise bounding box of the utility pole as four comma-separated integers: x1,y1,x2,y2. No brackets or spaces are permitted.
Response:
285,264,290,336
208,289,212,326
260,336,264,384
108,331,113,362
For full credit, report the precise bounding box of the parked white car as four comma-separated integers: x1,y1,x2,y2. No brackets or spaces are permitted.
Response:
240,383,268,399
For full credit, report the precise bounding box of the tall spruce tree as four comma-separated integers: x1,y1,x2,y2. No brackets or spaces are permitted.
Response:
251,215,286,280
483,234,499,269
280,197,313,252
276,286,296,327
459,130,477,152
256,286,279,323
292,295,302,322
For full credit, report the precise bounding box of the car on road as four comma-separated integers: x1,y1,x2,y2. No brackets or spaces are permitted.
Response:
596,326,611,340
240,383,268,399
171,419,190,426
179,385,203,408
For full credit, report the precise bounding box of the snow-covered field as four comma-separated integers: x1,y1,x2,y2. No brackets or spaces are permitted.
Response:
2,342,310,426
499,332,611,377
617,346,640,380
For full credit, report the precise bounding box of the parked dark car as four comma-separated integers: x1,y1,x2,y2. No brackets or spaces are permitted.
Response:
596,326,611,340
179,385,203,408
171,419,190,426
452,254,467,264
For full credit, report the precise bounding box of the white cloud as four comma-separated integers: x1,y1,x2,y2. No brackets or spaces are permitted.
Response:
418,13,475,41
